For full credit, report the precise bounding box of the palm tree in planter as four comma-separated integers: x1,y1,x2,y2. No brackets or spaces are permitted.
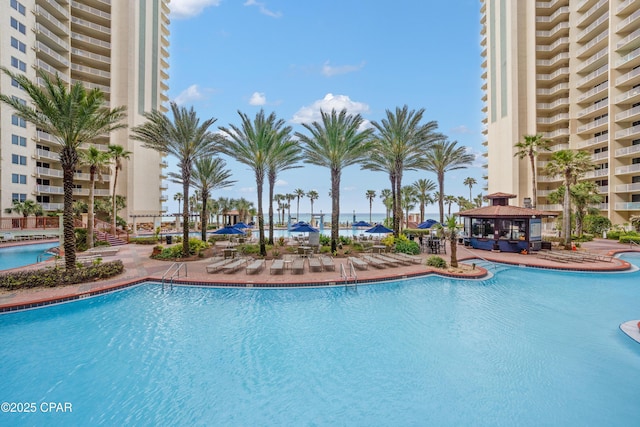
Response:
107,144,132,234
379,188,392,224
514,134,550,209
445,215,460,268
132,102,220,257
81,145,111,248
0,68,127,270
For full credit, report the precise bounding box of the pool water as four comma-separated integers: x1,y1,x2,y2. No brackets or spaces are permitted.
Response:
0,242,58,271
1,255,639,426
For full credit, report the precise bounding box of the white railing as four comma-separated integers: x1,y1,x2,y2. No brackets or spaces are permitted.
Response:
616,67,640,86
535,21,569,37
537,113,569,124
617,0,635,14
70,1,111,20
591,151,609,161
577,65,607,88
537,204,563,211
70,31,111,49
577,48,608,74
577,12,609,42
577,99,607,118
35,148,59,161
583,168,609,179
35,5,68,35
617,28,640,50
576,134,608,149
36,41,69,66
617,47,640,68
615,183,640,193
576,116,608,133
544,130,570,139
615,124,640,139
537,52,569,67
71,16,111,36
536,37,569,52
615,144,640,158
35,23,69,50
615,163,640,174
71,63,110,79
615,202,640,211
537,98,569,110
536,6,569,23
537,67,570,81
71,48,110,65
537,82,569,96
578,84,607,102
576,29,607,57
615,87,640,103
576,0,608,28
616,8,640,31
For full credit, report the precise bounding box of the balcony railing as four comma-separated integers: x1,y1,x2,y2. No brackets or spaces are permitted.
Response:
576,47,608,74
576,116,608,133
617,28,640,50
536,52,570,67
615,163,640,174
536,6,569,24
615,86,640,103
537,82,569,96
615,182,640,192
576,0,608,28
615,144,640,158
71,31,111,49
536,67,570,81
577,12,609,42
615,124,640,139
576,133,608,149
577,84,607,102
537,98,569,110
71,16,111,36
616,47,640,68
583,168,609,179
35,5,68,35
615,202,640,211
536,37,569,52
544,130,570,139
71,63,110,79
616,8,640,32
616,66,640,86
36,41,69,67
577,65,607,88
616,105,640,122
577,99,608,118
576,30,608,58
70,1,111,21
537,204,563,211
35,23,69,51
35,148,60,161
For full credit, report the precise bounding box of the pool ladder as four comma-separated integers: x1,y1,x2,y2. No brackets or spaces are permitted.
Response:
161,262,187,290
341,261,358,289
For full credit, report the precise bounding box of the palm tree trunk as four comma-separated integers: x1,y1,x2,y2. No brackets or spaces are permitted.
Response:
201,195,207,242
563,176,572,249
268,179,275,245
389,174,398,236
438,173,445,224
450,234,458,267
182,170,190,257
111,168,119,235
87,172,95,249
530,154,537,209
331,169,340,253
369,200,373,224
395,170,403,235
256,176,266,256
62,159,77,270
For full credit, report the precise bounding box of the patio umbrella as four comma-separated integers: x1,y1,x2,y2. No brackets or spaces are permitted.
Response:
233,222,249,229
365,224,393,234
212,225,246,235
291,223,319,233
417,219,439,229
352,220,371,227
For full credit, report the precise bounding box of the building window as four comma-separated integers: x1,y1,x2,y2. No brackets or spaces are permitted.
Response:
11,134,27,147
12,174,27,184
11,154,27,166
12,193,27,202
11,96,26,106
36,196,50,203
11,0,26,15
10,36,26,53
11,56,26,72
11,115,26,128
10,17,26,35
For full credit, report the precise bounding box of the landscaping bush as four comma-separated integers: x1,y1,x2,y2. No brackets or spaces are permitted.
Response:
394,239,420,255
583,214,611,235
426,256,447,269
0,260,124,291
339,236,353,245
319,235,331,246
620,235,640,244
605,230,622,240
152,238,209,259
130,236,159,245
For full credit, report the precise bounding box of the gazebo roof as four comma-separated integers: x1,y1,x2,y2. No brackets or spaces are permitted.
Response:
485,192,517,199
457,205,556,219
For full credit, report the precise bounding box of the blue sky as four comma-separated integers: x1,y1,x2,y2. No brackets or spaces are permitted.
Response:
165,0,485,214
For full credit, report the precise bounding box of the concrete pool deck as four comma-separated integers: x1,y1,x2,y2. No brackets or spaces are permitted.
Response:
0,238,637,312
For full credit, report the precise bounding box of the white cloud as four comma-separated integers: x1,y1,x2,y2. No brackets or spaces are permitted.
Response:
249,92,267,106
170,0,222,19
291,93,370,124
239,187,256,193
243,0,282,18
174,84,206,105
465,146,486,168
450,125,474,134
342,186,357,191
322,61,365,77
275,179,288,187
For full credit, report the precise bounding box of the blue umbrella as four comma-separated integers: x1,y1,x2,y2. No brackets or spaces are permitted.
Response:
291,223,319,233
365,224,393,234
233,222,249,229
417,219,439,229
352,220,371,227
212,225,246,235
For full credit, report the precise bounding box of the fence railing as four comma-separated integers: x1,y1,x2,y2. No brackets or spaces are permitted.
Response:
0,216,60,230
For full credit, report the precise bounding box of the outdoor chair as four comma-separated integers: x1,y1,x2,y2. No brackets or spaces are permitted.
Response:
206,258,234,273
291,258,305,274
245,259,265,274
270,259,284,275
361,255,386,268
319,256,335,271
348,257,369,270
223,258,247,274
308,257,323,272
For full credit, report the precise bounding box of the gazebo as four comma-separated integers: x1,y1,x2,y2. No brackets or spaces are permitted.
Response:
457,193,556,253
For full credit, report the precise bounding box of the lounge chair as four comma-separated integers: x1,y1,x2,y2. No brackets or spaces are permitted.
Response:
223,258,247,274
245,259,265,274
348,257,369,270
86,247,119,256
384,253,413,265
319,256,335,271
291,258,305,274
308,257,323,272
206,258,234,273
392,252,422,264
270,259,284,275
372,254,400,266
361,255,386,268
536,251,572,263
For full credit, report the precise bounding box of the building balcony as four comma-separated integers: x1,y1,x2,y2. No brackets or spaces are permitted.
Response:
536,52,570,68
39,0,70,20
577,0,598,13
614,124,640,140
615,86,640,104
576,133,609,149
35,59,69,82
71,47,110,67
577,99,608,118
615,202,640,211
576,30,608,59
583,168,609,179
576,0,608,29
538,174,564,183
576,116,609,134
70,78,110,94
535,6,569,28
536,67,569,83
616,0,635,15
71,16,111,38
615,182,640,193
576,47,608,74
537,204,563,211
616,66,640,86
71,31,111,52
591,151,609,162
537,0,567,11
537,98,569,112
535,21,569,39
71,63,110,81
576,65,607,89
34,148,59,162
35,23,70,51
577,12,609,43
616,8,640,33
615,163,640,175
537,82,569,97
598,185,609,194
537,113,569,125
35,4,69,36
577,84,608,103
536,37,569,56
617,28,640,52
616,46,640,69
615,105,640,123
70,1,111,25
615,144,640,158
35,41,69,68
40,202,65,211
544,130,570,140
589,203,609,211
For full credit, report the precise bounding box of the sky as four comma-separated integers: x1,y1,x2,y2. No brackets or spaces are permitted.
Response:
165,0,485,215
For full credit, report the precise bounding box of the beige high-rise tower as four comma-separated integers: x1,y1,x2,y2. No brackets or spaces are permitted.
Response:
0,0,170,223
481,0,639,225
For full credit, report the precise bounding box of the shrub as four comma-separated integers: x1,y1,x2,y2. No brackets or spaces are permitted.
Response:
319,235,331,246
426,256,447,269
152,238,208,259
395,239,420,255
620,235,640,244
0,260,124,291
606,230,622,240
319,246,332,254
583,215,611,235
339,235,352,245
352,242,364,251
130,236,160,245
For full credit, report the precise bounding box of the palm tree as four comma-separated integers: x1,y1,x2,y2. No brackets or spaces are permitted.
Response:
234,198,254,224
445,215,460,268
380,188,392,224
173,192,183,215
218,110,279,256
4,200,42,229
107,144,132,234
544,149,594,249
365,190,376,223
401,186,418,228
473,193,484,208
273,194,285,225
422,140,474,224
171,157,235,241
307,190,319,223
81,145,111,248
296,109,374,253
0,68,127,270
285,193,295,224
463,177,477,203
514,134,550,209
364,106,443,236
132,102,219,256
412,178,436,223
294,188,306,220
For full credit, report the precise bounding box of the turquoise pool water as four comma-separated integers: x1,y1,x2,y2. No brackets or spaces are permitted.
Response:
0,242,57,271
1,254,639,426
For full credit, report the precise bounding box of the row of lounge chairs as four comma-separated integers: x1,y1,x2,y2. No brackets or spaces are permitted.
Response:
536,249,612,263
348,253,422,270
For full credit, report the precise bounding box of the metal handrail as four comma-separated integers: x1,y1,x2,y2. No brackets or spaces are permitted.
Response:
349,259,358,284
460,245,499,270
161,262,187,289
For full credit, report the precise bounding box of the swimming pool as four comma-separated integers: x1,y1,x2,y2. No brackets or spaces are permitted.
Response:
0,242,58,271
1,254,639,426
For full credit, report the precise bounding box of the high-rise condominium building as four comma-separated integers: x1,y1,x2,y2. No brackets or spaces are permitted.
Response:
0,0,170,223
481,0,639,225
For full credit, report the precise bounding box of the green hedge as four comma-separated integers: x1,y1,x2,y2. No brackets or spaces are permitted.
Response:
0,260,124,290
426,256,447,269
620,235,640,244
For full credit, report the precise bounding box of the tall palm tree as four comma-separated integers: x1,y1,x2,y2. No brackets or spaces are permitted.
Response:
445,215,460,268
364,106,443,236
422,140,474,224
107,144,132,234
81,145,111,248
379,188,392,224
285,193,296,224
0,68,127,270
463,177,477,203
170,157,235,241
412,178,436,223
132,102,219,256
444,194,457,217
218,110,278,256
514,134,550,209
4,199,41,218
294,188,306,220
173,192,183,215
307,190,319,223
296,109,374,253
234,198,253,224
401,185,418,228
273,194,285,225
544,150,594,248
365,190,376,223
